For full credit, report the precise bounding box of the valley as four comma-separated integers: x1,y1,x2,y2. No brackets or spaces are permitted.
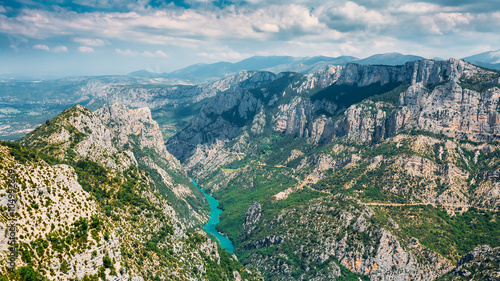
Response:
1,57,499,280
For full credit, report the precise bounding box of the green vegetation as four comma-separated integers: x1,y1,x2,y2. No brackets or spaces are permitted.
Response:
458,72,500,93
310,81,404,108
380,205,500,262
130,144,209,228
0,139,261,281
367,83,409,106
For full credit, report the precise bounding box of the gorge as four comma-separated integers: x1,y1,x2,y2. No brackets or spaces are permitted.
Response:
0,58,499,280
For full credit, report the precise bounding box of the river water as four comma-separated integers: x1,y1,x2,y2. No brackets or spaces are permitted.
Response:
193,180,235,253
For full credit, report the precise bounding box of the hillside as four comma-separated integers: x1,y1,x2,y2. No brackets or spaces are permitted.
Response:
18,103,209,228
0,141,261,280
166,59,500,280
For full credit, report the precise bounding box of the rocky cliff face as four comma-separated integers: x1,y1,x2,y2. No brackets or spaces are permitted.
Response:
273,59,500,144
19,103,207,228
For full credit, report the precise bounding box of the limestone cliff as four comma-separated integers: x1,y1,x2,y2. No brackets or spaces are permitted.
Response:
19,103,207,228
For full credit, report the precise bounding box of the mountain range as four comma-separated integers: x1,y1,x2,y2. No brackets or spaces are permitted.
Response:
0,56,499,280
128,50,500,85
128,53,426,84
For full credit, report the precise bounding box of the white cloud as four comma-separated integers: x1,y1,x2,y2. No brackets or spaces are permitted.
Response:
155,50,168,57
394,2,442,14
0,6,6,13
33,44,50,51
73,38,106,46
78,46,94,53
116,48,138,55
419,12,473,35
2,1,500,68
52,45,68,52
116,48,169,57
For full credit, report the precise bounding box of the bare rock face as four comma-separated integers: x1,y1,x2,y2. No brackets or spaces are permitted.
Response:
243,201,262,235
167,89,262,166
172,59,497,165
270,59,499,144
402,83,500,141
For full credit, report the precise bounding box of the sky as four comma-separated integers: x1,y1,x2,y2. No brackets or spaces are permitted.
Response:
1,0,500,78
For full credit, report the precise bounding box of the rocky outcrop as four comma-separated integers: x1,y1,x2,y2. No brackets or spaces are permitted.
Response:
442,245,500,280
170,59,499,168
243,202,262,235
167,89,262,164
0,143,262,281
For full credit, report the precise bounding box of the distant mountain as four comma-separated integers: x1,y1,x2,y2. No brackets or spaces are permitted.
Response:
128,53,428,84
463,49,500,70
355,52,426,65
156,55,358,84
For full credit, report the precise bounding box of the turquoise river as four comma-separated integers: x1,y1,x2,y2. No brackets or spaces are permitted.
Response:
193,180,235,253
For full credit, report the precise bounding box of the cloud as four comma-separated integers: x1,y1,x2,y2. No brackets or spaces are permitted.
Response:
419,12,473,35
0,6,6,13
116,48,137,55
33,44,50,51
78,46,95,53
317,1,391,32
394,2,443,14
116,48,169,57
52,45,68,52
73,38,106,46
155,50,168,57
2,0,500,74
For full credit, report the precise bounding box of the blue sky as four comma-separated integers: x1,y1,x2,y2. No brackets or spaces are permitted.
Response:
1,0,500,77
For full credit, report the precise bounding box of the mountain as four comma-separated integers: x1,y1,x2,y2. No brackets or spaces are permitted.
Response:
166,58,500,280
18,103,210,228
128,54,426,85
356,52,426,65
128,56,358,84
463,49,500,70
167,58,499,167
0,103,262,280
0,53,427,142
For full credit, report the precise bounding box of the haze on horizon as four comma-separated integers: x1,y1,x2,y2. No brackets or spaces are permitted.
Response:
1,0,500,78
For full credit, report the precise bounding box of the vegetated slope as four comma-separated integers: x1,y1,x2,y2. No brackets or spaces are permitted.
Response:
166,59,500,280
18,103,208,228
0,141,262,280
437,245,500,281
